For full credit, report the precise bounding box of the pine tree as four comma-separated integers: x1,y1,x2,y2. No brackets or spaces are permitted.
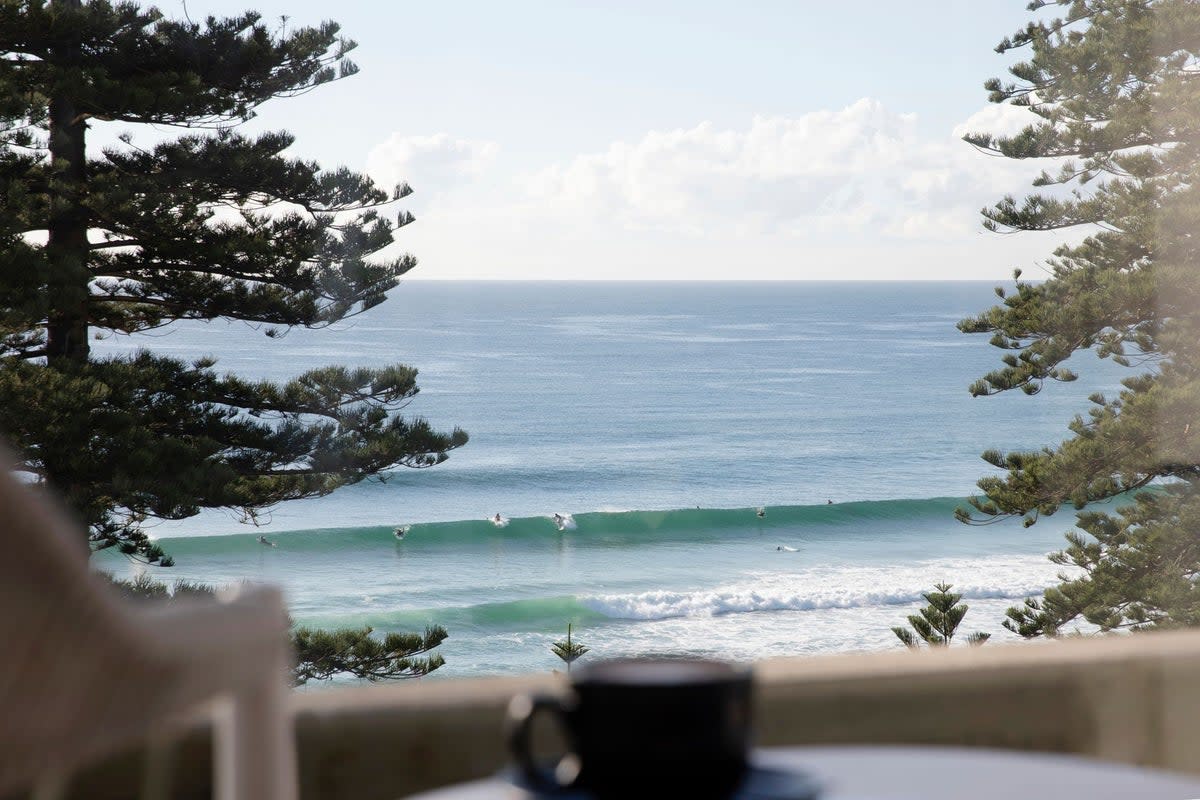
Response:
957,0,1200,635
892,582,990,648
112,575,447,684
550,622,589,672
0,1,467,565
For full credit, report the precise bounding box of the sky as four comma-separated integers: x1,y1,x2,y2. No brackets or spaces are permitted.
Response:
125,1,1073,280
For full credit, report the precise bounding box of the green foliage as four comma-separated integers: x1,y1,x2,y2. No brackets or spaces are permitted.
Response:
959,0,1200,635
109,574,447,684
550,622,589,671
291,625,447,684
892,582,990,649
0,1,466,564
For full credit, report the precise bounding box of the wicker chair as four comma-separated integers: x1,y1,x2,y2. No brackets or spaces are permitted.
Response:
0,448,297,800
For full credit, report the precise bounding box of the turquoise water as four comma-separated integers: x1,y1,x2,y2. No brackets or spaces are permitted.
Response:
94,282,1128,679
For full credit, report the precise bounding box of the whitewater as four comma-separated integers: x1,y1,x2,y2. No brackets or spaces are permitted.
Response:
93,282,1128,679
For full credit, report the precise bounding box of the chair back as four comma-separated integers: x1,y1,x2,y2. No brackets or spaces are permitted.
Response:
0,448,298,800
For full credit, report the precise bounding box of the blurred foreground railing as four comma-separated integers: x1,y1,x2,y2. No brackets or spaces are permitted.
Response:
20,630,1200,800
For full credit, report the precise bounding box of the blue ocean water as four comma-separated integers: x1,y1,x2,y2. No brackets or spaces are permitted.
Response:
95,282,1128,679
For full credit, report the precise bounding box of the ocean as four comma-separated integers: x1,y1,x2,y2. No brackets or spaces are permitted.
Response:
93,282,1125,680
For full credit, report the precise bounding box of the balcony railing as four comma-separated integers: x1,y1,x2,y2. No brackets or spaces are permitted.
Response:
30,629,1200,800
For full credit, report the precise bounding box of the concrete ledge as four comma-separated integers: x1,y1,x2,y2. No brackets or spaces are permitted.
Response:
294,673,559,800
292,632,1200,799
19,630,1200,800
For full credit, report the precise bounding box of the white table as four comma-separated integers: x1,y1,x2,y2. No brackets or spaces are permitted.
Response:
403,745,1200,799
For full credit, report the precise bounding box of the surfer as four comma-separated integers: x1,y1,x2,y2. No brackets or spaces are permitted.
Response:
393,525,409,540
756,507,766,518
553,513,565,530
257,535,276,548
493,513,503,525
827,499,833,505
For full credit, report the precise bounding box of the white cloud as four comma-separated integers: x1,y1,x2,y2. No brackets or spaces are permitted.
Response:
365,133,498,199
522,99,1035,242
953,103,1042,141
380,100,1072,280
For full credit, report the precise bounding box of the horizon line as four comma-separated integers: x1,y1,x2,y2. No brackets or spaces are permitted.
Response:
398,277,1022,283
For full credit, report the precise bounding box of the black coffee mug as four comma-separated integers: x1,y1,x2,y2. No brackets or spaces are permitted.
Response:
506,658,753,798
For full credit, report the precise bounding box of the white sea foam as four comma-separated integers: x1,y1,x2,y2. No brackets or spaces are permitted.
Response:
581,557,1067,621
582,584,1045,620
549,513,576,531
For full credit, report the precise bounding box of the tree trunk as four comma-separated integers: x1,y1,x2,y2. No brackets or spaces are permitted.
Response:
43,0,91,540
46,0,89,366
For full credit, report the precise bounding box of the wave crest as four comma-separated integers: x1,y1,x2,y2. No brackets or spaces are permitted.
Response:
582,581,1047,621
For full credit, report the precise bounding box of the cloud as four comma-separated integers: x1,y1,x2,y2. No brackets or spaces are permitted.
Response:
953,103,1042,141
522,99,1035,242
379,100,1069,280
365,133,498,199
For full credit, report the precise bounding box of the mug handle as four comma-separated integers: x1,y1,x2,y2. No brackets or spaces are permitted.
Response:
505,691,575,793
